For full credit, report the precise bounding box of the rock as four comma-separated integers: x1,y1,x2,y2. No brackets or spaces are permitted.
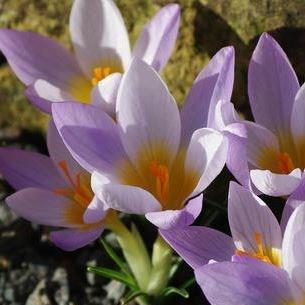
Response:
25,280,51,305
52,268,69,305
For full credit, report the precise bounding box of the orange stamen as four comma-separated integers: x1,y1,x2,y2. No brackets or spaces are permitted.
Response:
91,66,112,86
58,160,75,187
55,160,93,208
235,232,272,264
277,152,294,174
149,162,169,204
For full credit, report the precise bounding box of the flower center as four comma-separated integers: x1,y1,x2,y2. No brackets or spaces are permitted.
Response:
91,66,113,86
54,160,93,208
235,232,281,266
149,161,169,206
277,152,295,174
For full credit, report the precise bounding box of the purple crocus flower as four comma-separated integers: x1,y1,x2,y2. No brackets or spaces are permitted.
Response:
222,33,305,196
0,120,109,251
0,0,180,114
161,182,284,268
195,202,305,305
51,55,232,230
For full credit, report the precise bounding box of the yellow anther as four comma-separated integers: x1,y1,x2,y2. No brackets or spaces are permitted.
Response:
91,66,112,86
149,161,169,205
277,152,294,174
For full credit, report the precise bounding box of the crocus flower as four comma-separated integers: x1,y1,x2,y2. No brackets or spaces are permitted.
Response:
194,202,305,305
0,120,109,251
161,182,286,269
51,57,229,230
0,0,180,114
222,33,305,196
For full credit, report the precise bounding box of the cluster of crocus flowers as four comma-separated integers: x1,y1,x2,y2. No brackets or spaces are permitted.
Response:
0,0,180,115
2,0,305,304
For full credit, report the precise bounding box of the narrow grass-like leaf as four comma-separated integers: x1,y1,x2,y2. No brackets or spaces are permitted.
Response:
121,290,148,304
87,266,137,290
162,286,189,298
100,239,131,276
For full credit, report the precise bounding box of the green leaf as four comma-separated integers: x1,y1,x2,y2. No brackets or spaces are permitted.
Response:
180,277,196,289
87,266,137,290
121,290,148,304
162,286,189,298
100,239,131,276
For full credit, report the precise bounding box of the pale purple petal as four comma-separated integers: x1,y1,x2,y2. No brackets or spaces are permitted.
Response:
117,58,180,168
250,168,301,197
291,83,305,142
196,261,296,305
281,176,305,231
70,0,131,76
25,80,72,114
282,203,305,292
248,33,299,134
91,171,161,215
228,182,282,261
213,99,241,131
52,102,126,176
240,122,280,168
145,194,203,229
224,123,252,189
132,4,180,72
50,227,103,251
160,226,234,269
91,73,122,118
0,147,66,190
6,188,75,227
0,29,83,87
47,119,84,181
185,128,227,196
83,195,109,224
180,47,234,144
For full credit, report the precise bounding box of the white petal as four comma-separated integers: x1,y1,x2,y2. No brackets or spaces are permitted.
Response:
70,0,131,77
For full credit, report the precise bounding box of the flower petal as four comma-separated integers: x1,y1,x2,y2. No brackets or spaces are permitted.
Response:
117,58,180,167
25,80,72,114
0,147,66,191
0,29,83,87
282,203,305,292
291,83,305,143
6,188,75,227
250,168,301,197
248,33,299,135
146,194,203,229
52,102,126,176
281,176,305,231
47,119,84,182
196,261,296,305
185,128,227,196
70,0,131,77
228,182,282,264
83,195,109,224
132,4,180,72
160,226,234,269
224,123,252,190
91,171,161,215
50,227,103,251
213,99,241,131
91,73,122,118
180,47,234,144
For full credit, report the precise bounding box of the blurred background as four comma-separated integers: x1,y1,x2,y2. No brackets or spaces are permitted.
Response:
0,0,303,304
